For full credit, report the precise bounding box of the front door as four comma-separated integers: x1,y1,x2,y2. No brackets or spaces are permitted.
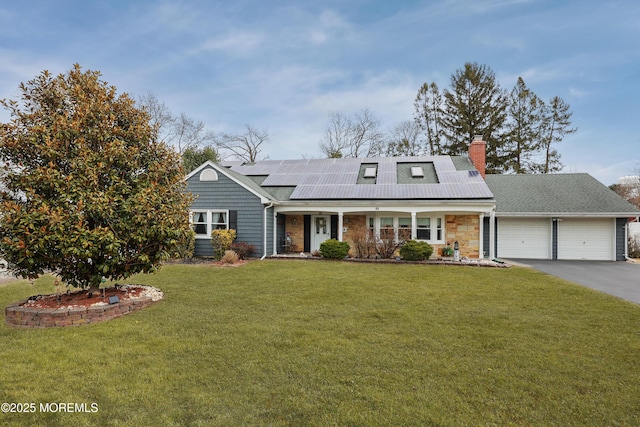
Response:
311,215,331,252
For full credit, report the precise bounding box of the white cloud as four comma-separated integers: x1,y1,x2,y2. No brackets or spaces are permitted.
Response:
189,31,264,56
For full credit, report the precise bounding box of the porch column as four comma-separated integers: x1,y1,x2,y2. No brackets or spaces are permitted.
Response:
411,212,417,240
489,211,495,259
338,212,344,242
272,213,278,256
479,213,484,258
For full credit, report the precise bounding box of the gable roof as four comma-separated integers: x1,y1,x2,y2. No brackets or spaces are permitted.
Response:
485,173,640,216
225,156,493,201
185,161,277,203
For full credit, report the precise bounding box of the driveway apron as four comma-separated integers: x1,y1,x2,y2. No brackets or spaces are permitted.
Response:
511,260,640,305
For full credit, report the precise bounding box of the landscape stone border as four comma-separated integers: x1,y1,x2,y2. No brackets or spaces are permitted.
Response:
5,286,162,328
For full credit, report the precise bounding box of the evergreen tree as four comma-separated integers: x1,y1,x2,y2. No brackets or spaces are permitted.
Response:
0,65,193,290
504,77,544,173
414,63,576,174
182,145,220,173
439,63,508,173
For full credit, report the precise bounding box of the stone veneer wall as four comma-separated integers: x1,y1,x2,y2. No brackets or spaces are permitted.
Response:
284,215,305,252
5,296,158,328
442,214,480,258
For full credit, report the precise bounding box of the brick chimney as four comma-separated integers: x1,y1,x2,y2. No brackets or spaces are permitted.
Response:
469,135,486,179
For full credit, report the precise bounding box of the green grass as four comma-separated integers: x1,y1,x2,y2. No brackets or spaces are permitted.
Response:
1,260,640,426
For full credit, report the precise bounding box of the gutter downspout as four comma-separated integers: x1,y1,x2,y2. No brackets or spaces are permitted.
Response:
261,203,274,260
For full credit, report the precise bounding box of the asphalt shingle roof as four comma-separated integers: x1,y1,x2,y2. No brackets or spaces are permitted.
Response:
485,173,640,215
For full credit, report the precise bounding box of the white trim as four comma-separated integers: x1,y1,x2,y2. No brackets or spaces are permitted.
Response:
494,212,636,218
489,211,495,259
479,212,484,258
191,209,229,239
199,168,218,181
262,203,274,259
272,212,278,256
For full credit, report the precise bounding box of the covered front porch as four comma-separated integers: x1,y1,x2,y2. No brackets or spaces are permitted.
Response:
270,203,494,259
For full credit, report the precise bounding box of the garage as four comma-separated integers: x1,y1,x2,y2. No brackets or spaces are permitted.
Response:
497,218,551,259
557,218,614,261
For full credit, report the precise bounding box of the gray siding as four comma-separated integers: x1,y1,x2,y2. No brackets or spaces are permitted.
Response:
482,216,490,258
187,167,273,257
616,218,627,261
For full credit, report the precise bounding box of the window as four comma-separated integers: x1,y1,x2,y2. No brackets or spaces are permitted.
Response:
364,167,377,178
410,166,424,177
435,217,443,241
417,218,431,240
367,215,444,243
192,211,208,235
191,210,229,237
380,217,394,240
398,217,412,240
417,216,444,243
212,211,227,230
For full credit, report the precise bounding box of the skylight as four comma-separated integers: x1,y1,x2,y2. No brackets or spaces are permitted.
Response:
410,166,424,178
363,167,377,178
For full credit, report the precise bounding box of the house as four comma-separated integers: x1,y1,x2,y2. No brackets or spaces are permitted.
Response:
185,138,640,261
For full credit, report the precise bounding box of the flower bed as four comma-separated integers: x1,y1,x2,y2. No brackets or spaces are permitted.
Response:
4,285,163,328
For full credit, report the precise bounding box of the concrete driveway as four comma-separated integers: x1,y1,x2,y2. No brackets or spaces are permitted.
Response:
509,260,640,305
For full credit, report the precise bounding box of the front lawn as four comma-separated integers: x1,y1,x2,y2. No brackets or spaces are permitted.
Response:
1,260,639,426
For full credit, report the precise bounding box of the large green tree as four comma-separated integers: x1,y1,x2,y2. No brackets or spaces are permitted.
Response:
182,145,220,173
0,65,193,290
440,62,508,172
414,63,576,174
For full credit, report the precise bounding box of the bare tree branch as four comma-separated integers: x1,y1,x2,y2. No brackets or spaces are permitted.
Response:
319,108,385,158
214,125,269,163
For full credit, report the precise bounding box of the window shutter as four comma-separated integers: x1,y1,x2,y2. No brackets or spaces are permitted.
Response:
331,215,338,240
229,210,238,230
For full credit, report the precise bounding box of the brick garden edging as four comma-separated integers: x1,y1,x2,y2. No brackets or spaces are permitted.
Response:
5,287,162,328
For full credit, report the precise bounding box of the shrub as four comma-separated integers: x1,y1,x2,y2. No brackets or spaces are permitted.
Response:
350,228,377,258
221,250,239,264
171,230,196,260
441,246,454,257
211,229,236,260
230,242,255,260
400,240,434,261
376,232,404,259
319,239,350,259
0,65,194,290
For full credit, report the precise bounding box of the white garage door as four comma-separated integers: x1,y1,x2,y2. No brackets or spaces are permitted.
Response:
498,218,551,259
557,219,614,261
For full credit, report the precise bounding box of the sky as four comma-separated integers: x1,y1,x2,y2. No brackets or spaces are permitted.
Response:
0,0,638,185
